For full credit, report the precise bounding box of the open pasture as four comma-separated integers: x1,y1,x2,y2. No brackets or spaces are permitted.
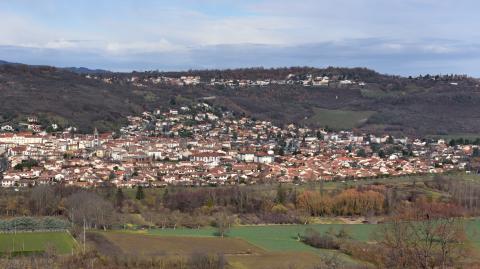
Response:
0,231,76,255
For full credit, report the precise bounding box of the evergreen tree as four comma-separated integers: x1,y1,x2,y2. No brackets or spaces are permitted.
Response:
136,186,145,200
449,139,456,147
115,188,125,209
276,183,287,205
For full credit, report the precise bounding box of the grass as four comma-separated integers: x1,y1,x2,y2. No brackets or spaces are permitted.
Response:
98,228,357,268
360,88,409,99
228,252,326,269
147,224,373,265
305,108,376,130
147,219,480,255
149,224,376,250
96,217,480,268
0,231,76,255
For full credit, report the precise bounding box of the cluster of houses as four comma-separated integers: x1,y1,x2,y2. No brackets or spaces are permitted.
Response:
0,103,475,188
84,73,364,88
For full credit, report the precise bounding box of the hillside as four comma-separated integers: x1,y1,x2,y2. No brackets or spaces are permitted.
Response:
0,62,479,136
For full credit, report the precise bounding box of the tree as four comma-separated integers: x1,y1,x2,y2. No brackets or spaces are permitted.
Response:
214,213,233,238
297,191,332,216
66,192,115,230
115,188,125,209
449,139,456,147
29,185,58,216
135,186,145,200
356,148,367,157
473,148,480,157
377,201,471,269
275,183,287,205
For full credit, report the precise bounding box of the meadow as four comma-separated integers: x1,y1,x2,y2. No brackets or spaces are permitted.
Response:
0,231,76,255
146,219,480,266
305,108,376,130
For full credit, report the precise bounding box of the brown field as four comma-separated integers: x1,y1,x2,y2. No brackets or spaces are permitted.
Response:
94,232,264,256
89,232,330,269
228,252,324,269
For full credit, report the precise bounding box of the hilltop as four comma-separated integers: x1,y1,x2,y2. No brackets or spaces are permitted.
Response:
0,62,479,136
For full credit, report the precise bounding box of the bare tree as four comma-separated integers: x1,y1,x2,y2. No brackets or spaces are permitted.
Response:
66,191,115,230
30,185,58,215
378,202,471,269
214,213,233,238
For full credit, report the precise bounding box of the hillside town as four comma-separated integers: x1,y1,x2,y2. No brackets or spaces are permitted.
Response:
85,73,366,88
0,102,476,188
83,71,472,89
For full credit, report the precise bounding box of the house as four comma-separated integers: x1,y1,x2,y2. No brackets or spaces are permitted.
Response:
255,152,274,164
237,151,255,162
0,133,43,145
1,125,14,132
1,178,16,188
190,152,224,163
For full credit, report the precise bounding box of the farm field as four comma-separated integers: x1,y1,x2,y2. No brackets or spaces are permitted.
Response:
147,224,374,266
228,252,328,269
94,230,344,269
95,232,263,256
149,224,376,250
0,231,76,255
304,108,376,130
147,219,480,259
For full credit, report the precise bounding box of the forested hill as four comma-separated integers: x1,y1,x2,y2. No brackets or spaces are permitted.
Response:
0,62,479,136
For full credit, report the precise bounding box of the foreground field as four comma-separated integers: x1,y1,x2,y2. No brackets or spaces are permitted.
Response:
147,219,480,265
228,252,328,269
92,231,330,269
149,224,375,251
95,232,263,256
0,231,76,255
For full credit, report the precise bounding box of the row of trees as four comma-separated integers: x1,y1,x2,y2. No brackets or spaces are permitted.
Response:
0,217,69,231
427,175,480,214
296,189,385,217
0,175,477,230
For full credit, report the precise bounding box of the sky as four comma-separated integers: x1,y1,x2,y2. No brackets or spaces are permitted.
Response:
0,0,479,76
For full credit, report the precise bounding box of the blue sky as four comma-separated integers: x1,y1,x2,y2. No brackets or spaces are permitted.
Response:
1,0,479,76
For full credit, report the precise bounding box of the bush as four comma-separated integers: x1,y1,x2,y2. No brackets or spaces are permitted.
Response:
302,228,340,250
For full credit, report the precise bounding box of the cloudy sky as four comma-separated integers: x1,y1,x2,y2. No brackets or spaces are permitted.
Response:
1,0,479,75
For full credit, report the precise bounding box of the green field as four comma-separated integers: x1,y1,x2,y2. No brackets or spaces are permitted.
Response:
149,218,480,251
93,231,332,269
148,224,376,265
149,224,374,251
305,108,376,130
90,219,480,268
0,232,76,255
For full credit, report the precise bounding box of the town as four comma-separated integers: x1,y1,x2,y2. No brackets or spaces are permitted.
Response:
85,72,365,88
0,102,476,188
84,71,467,89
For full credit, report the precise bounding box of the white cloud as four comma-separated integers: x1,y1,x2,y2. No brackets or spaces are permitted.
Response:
1,0,480,75
104,39,180,54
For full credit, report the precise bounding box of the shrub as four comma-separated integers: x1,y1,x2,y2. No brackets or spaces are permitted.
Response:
302,228,340,250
